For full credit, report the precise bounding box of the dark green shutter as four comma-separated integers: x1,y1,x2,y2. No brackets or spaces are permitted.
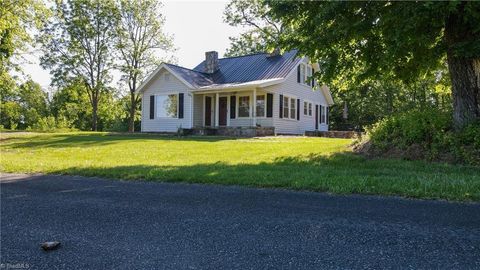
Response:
311,68,315,87
266,93,273,118
230,96,236,119
297,99,300,120
315,105,319,130
149,95,155,119
297,66,300,83
178,93,184,118
279,94,283,118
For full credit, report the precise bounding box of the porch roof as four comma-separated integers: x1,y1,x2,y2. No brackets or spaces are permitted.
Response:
192,78,284,92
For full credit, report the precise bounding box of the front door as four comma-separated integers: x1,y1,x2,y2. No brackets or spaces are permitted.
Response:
205,96,212,126
219,96,228,126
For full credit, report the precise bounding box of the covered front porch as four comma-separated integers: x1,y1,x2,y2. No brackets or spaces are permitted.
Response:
191,88,273,129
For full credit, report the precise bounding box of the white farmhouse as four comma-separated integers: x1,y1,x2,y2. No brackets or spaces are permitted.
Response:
138,50,333,135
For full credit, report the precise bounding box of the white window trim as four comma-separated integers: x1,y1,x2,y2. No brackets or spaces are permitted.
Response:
282,95,297,120
299,63,313,87
290,97,297,120
155,93,179,119
320,105,327,124
282,95,289,119
255,93,267,118
303,100,313,117
236,94,252,118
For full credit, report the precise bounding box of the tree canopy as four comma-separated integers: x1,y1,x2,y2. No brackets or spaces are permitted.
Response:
40,0,118,131
266,1,480,128
115,0,175,132
223,0,283,57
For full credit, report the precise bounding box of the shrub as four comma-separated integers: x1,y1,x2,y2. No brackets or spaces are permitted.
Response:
361,108,479,166
31,116,58,132
29,116,77,133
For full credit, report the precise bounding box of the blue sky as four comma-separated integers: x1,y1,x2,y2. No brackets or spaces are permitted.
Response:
22,0,243,89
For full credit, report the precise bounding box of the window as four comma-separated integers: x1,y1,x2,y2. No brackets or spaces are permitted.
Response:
156,94,178,118
320,105,326,123
256,95,266,117
238,96,250,117
300,64,305,84
304,101,313,116
303,101,313,116
290,98,296,119
283,96,289,118
299,63,313,86
282,96,297,120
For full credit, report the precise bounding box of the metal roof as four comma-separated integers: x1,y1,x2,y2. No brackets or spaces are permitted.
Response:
165,50,301,88
164,64,213,88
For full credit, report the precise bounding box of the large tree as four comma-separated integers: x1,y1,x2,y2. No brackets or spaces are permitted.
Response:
40,0,117,131
0,1,48,121
0,0,48,69
115,0,174,132
267,1,480,129
223,0,283,57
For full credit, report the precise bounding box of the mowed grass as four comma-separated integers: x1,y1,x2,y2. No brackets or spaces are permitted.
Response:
1,132,479,201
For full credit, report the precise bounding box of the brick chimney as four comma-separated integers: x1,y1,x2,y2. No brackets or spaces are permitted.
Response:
205,51,219,73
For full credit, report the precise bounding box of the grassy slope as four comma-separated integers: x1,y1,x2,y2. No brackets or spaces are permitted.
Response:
1,132,479,201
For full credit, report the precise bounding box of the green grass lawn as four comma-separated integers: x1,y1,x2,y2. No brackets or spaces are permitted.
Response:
1,132,479,201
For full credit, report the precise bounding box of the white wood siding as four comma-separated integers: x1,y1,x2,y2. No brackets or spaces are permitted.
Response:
193,94,203,127
141,69,193,132
264,58,329,134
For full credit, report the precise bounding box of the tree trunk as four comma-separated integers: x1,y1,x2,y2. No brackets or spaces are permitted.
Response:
128,92,136,132
447,55,480,129
445,4,480,129
92,99,98,131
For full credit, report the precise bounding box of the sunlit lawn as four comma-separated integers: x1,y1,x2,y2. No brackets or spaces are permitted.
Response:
1,132,479,201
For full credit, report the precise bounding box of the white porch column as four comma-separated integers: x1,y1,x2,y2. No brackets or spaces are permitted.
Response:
252,88,257,127
215,92,219,127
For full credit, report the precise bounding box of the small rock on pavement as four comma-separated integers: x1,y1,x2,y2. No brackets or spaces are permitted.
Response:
41,241,61,251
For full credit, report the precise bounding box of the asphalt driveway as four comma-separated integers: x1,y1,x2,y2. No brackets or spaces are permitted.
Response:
1,173,479,269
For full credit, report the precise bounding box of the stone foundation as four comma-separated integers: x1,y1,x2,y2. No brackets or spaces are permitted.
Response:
304,130,364,139
188,127,275,137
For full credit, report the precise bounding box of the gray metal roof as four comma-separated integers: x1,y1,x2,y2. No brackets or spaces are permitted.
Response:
164,64,213,88
165,50,301,88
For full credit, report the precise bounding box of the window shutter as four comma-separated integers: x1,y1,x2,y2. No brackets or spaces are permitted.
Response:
297,99,300,120
178,93,184,118
230,95,236,119
311,68,315,87
149,95,155,119
279,94,283,118
297,66,300,83
315,105,319,130
266,93,273,118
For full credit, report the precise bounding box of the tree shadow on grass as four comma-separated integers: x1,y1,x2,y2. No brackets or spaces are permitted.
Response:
49,152,480,201
4,133,241,149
